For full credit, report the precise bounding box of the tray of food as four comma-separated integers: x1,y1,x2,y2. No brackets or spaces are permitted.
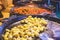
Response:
0,15,60,40
10,1,52,16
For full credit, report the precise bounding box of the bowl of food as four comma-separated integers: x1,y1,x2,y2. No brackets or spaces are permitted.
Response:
10,1,52,16
0,15,60,40
0,15,48,40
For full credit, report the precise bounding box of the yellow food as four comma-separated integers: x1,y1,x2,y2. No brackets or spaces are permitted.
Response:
3,16,47,40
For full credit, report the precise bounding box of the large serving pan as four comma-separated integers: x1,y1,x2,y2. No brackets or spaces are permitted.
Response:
0,15,60,40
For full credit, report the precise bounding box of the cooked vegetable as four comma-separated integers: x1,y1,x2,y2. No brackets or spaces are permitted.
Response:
3,16,47,40
14,6,51,15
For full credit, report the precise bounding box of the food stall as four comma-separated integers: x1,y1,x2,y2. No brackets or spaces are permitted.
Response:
0,0,60,40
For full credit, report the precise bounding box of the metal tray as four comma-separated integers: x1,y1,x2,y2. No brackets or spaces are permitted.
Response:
0,15,60,40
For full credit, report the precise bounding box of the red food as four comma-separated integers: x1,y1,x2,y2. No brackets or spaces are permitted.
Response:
14,6,51,15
